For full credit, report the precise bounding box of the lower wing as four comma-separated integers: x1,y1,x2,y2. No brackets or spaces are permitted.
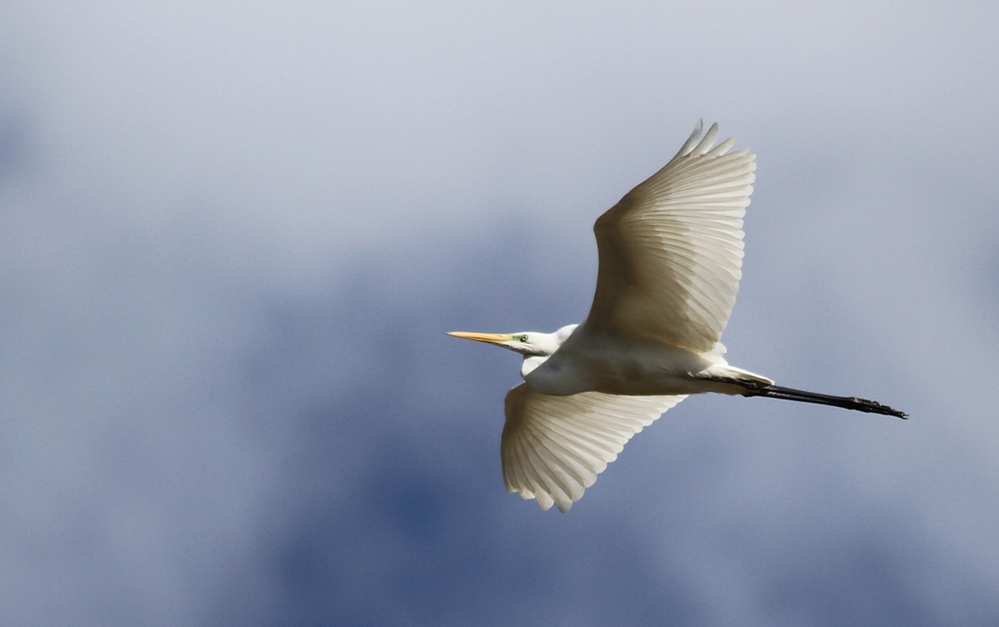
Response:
502,383,687,512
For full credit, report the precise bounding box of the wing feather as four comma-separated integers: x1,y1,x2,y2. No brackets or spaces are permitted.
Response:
586,121,755,352
502,383,687,512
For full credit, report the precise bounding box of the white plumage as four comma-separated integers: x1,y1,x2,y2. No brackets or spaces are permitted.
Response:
450,120,906,512
502,384,686,512
587,121,752,353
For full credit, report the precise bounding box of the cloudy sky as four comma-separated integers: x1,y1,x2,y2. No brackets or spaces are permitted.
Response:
1,1,998,625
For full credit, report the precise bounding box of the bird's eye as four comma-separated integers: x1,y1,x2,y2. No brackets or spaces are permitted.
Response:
519,335,529,342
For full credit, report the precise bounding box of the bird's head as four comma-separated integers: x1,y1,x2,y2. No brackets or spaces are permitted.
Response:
447,325,576,357
447,331,556,356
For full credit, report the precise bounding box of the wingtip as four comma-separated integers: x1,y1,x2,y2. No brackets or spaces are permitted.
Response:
675,118,706,159
693,122,720,155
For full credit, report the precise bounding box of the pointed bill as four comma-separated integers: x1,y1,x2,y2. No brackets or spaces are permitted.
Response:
447,331,513,345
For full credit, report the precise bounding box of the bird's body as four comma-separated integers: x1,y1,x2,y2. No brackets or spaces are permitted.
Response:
525,326,757,397
450,120,906,513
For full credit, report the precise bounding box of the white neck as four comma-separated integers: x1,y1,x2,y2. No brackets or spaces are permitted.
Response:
521,355,549,378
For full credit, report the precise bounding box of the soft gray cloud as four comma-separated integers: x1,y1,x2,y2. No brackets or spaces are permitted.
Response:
0,1,997,625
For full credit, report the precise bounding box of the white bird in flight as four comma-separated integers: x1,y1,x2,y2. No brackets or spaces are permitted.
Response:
449,120,906,513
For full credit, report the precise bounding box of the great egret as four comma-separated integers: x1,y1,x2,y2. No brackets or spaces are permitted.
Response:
450,120,906,513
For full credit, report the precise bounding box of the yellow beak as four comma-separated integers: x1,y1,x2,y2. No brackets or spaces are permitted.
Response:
447,331,512,345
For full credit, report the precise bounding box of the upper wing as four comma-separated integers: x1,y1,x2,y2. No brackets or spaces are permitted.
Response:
586,120,756,353
502,383,687,512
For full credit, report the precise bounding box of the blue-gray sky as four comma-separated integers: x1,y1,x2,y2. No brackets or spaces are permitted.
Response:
1,2,998,625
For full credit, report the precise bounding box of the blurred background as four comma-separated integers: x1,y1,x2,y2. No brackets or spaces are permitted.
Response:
1,2,997,625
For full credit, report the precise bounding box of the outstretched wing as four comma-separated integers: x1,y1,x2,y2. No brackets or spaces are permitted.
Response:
586,120,756,353
502,383,687,512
